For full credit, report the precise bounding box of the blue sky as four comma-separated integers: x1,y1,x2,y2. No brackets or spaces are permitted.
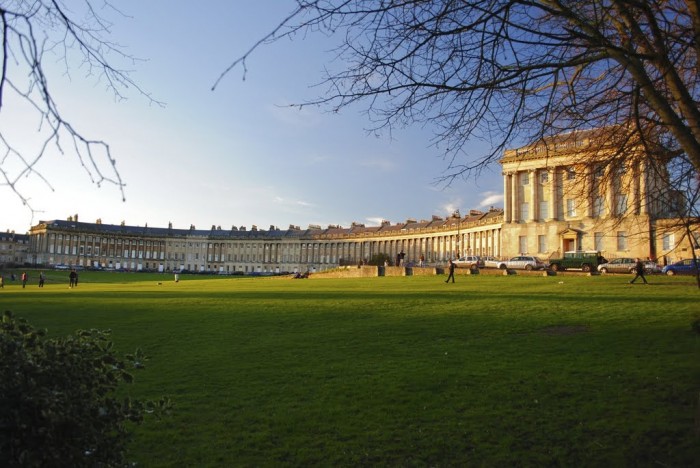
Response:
2,1,503,234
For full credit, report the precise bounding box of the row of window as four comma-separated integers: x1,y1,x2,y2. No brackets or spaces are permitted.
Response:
520,164,631,186
518,194,631,220
519,232,675,254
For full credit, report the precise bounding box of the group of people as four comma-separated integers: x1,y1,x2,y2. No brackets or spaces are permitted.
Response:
0,270,79,288
0,271,39,288
69,270,79,288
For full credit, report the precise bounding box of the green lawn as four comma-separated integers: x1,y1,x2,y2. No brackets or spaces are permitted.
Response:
2,271,699,466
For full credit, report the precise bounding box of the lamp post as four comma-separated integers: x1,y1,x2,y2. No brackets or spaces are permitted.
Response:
454,209,461,258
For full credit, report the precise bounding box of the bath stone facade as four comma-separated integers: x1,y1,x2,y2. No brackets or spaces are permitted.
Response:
499,129,695,262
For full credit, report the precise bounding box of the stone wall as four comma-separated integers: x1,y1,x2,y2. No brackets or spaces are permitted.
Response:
309,265,379,278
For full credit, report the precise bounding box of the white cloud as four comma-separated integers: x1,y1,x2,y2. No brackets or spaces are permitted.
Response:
274,195,314,208
479,191,504,208
357,158,396,172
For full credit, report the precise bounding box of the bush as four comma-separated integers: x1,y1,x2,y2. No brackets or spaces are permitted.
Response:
368,253,393,266
692,317,700,335
0,311,168,467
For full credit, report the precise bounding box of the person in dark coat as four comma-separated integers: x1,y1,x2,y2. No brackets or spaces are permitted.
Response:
445,259,456,283
630,258,648,284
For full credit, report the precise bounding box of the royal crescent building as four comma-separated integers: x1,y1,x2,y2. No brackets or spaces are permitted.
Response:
23,131,699,272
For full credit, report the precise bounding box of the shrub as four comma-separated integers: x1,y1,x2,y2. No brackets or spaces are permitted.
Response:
369,253,393,266
692,317,700,335
0,311,168,467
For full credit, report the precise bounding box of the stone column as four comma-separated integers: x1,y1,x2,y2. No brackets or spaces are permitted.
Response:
503,172,512,222
549,168,558,221
584,164,594,218
639,159,648,215
606,166,615,216
511,171,519,222
530,170,538,222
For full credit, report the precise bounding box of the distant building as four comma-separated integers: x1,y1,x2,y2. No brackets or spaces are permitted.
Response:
20,130,699,271
27,209,504,273
0,231,30,267
500,129,698,261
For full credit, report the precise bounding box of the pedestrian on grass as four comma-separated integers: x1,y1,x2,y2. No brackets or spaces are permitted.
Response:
69,270,77,288
445,259,456,283
0,274,4,288
630,258,648,285
21,272,28,288
38,272,45,288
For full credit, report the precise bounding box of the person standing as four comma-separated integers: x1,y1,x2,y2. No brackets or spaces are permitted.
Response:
445,259,456,283
630,258,648,284
0,274,4,288
69,269,77,288
21,272,28,288
38,272,45,288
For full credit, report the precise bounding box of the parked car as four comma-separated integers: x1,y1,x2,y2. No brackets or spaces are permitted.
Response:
597,257,636,274
661,259,700,276
548,251,605,272
453,255,483,268
496,256,547,271
481,256,501,268
643,260,662,274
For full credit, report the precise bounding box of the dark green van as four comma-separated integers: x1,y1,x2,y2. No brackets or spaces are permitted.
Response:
548,251,605,272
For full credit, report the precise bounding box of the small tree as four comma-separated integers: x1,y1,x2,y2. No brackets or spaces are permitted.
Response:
368,252,392,266
0,311,168,467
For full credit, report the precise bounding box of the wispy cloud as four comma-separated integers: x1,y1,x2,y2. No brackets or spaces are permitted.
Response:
273,195,314,208
479,191,504,208
358,158,397,172
442,201,463,216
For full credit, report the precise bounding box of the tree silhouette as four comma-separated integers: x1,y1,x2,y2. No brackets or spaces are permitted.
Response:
0,1,159,217
217,1,700,183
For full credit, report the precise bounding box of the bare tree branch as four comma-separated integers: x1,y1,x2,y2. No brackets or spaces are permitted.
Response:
218,0,700,181
0,0,161,222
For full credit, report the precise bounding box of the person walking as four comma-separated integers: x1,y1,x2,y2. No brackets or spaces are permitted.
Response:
38,271,45,288
69,269,77,288
445,259,456,283
630,258,648,284
21,272,28,288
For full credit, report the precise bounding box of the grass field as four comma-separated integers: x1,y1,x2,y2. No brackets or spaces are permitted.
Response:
1,270,699,466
